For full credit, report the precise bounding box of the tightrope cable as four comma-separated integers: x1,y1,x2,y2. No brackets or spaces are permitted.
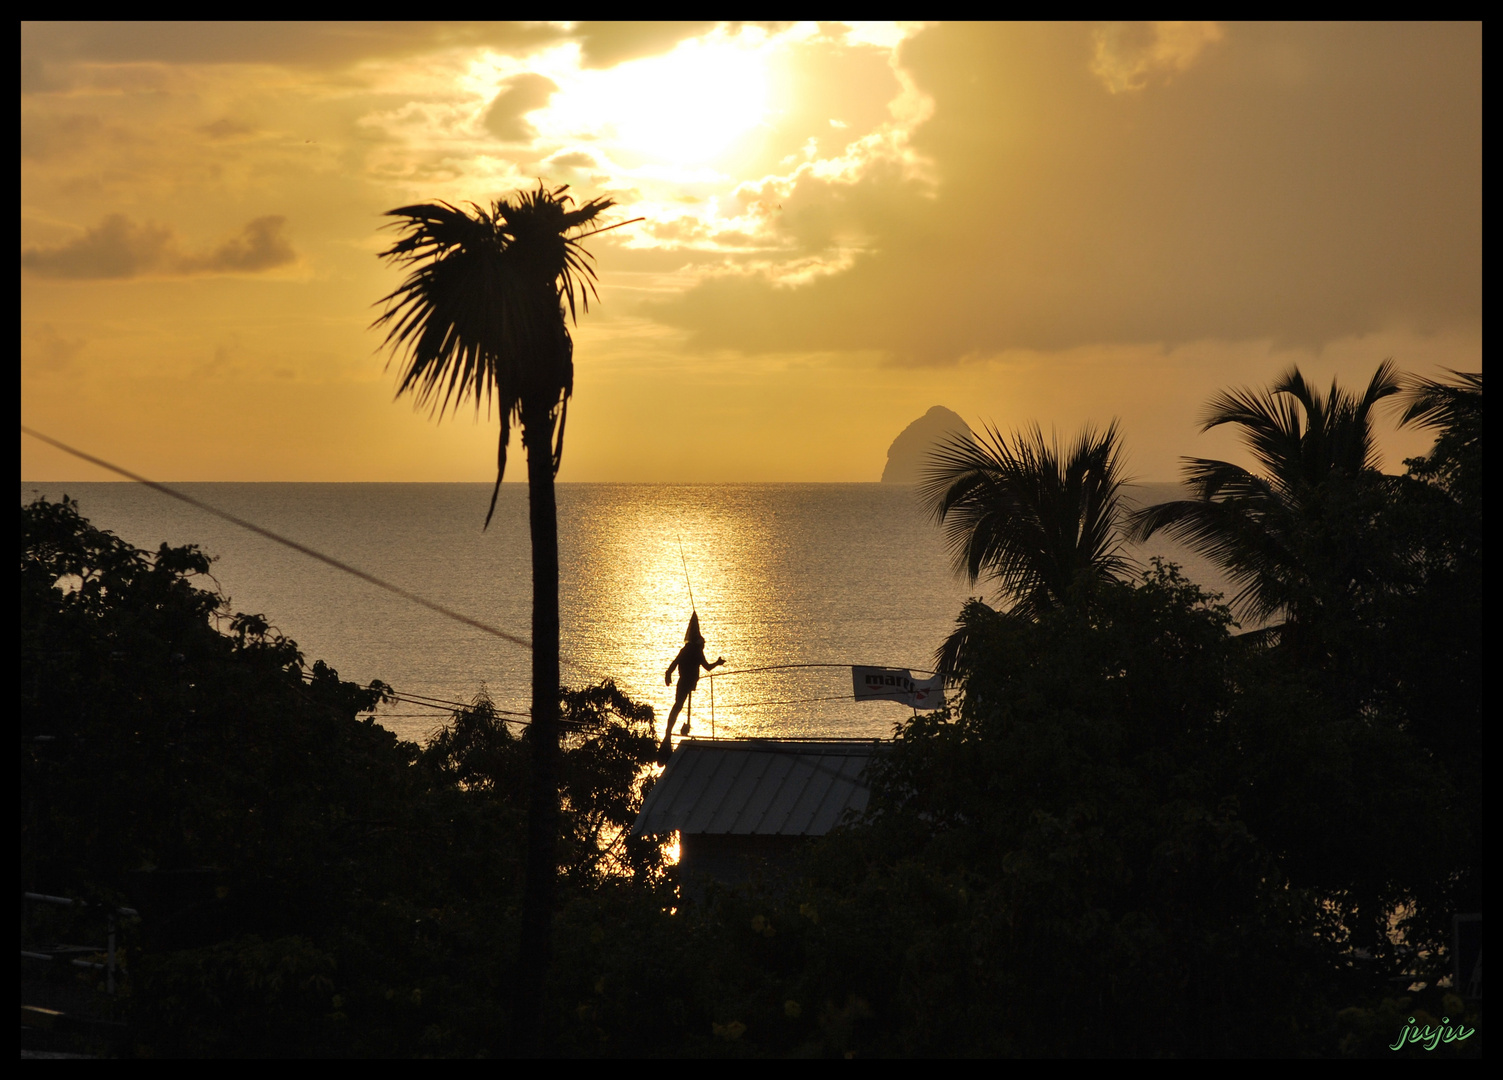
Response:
24,425,938,728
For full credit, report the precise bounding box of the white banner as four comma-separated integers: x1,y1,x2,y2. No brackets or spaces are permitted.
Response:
852,666,945,710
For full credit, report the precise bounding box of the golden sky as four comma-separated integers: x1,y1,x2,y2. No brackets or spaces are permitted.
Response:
21,21,1480,482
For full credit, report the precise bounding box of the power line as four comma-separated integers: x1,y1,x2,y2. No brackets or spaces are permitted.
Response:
384,695,526,719
710,692,856,710
711,661,938,678
23,426,941,728
300,671,608,732
22,425,561,663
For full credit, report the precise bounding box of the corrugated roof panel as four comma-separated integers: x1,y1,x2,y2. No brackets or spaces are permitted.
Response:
631,740,883,838
677,748,746,834
756,755,818,834
732,751,798,834
638,746,708,834
702,749,776,833
790,757,842,836
763,751,859,835
806,755,871,833
633,743,721,836
781,753,842,835
675,748,739,834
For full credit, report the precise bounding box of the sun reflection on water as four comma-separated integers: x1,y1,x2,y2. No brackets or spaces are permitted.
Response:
21,481,1233,746
558,484,970,740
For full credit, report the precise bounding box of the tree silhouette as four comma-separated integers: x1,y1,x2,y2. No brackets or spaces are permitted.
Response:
372,184,626,1049
921,422,1131,671
1126,363,1401,636
1397,368,1482,512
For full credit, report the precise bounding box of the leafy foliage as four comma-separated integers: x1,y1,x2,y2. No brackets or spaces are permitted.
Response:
1126,362,1402,628
21,495,399,889
20,495,664,1057
20,346,1482,1058
539,567,1426,1056
1119,363,1482,943
921,422,1132,621
1398,368,1482,509
372,185,619,523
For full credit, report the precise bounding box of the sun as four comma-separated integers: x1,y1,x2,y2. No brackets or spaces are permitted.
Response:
537,31,775,173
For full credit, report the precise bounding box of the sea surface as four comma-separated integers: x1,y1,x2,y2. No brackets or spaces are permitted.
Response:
19,482,1231,744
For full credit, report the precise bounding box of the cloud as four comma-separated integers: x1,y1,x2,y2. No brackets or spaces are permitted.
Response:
571,21,719,69
21,214,295,279
185,216,296,273
19,111,106,160
199,117,258,139
21,215,173,279
21,21,570,91
28,323,87,373
18,21,735,85
642,23,1480,363
1090,21,1223,94
546,150,600,169
19,21,730,94
484,72,560,142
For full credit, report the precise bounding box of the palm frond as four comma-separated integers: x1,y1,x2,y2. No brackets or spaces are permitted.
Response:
1337,358,1401,473
371,183,624,527
1133,361,1405,625
1201,382,1306,485
934,598,1007,678
1397,368,1483,431
1126,492,1296,623
920,420,1131,618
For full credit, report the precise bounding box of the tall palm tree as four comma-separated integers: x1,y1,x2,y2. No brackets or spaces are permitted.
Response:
1126,362,1401,633
922,422,1132,671
372,184,624,1048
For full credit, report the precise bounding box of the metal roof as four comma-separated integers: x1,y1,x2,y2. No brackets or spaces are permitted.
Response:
630,739,883,838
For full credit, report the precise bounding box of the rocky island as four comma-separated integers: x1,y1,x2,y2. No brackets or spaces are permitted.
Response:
880,405,972,483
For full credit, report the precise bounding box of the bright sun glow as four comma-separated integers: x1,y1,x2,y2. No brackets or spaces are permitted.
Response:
538,33,774,172
431,25,921,260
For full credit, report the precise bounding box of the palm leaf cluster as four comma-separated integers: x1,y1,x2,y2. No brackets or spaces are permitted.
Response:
1399,368,1483,430
1127,362,1401,626
372,185,618,524
1398,368,1483,505
921,421,1132,621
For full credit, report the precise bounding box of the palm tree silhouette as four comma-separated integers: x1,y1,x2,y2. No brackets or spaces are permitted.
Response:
1397,368,1482,511
372,184,626,1047
922,422,1132,670
1126,362,1401,636
1398,368,1483,433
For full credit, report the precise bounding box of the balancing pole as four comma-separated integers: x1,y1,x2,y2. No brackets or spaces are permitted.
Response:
677,534,696,613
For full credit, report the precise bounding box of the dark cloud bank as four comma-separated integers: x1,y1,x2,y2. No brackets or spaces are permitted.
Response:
647,22,1480,364
21,214,295,280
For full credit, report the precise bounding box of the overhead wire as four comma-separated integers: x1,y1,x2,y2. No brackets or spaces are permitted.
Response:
708,692,856,710
24,424,944,732
296,672,604,731
22,425,549,662
710,661,938,678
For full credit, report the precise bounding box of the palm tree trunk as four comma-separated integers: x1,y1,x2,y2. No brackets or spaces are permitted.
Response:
514,396,562,1053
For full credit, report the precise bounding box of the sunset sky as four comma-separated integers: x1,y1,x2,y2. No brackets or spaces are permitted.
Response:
21,21,1480,483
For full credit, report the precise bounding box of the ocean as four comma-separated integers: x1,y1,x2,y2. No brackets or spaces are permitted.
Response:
19,482,1230,744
